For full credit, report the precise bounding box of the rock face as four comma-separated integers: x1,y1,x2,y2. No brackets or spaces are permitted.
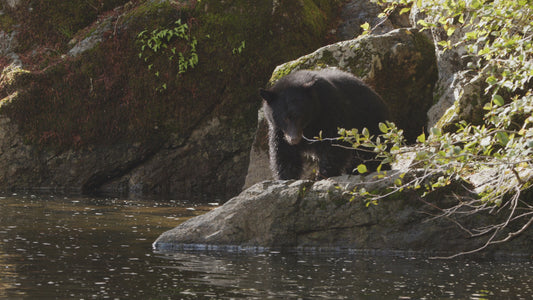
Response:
0,0,344,200
409,2,491,130
337,0,394,40
244,28,437,188
154,172,533,255
99,116,253,200
0,115,160,194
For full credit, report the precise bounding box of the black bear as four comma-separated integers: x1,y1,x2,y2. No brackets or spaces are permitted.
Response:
259,68,389,180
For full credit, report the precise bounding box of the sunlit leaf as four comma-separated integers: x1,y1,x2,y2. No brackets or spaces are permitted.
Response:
379,122,389,133
430,127,442,137
399,7,410,15
492,95,505,106
417,133,426,143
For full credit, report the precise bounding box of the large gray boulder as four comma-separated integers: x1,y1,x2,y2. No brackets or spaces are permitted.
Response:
409,1,491,130
154,171,533,255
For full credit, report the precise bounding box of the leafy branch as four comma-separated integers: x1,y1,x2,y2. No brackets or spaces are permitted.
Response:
137,19,199,92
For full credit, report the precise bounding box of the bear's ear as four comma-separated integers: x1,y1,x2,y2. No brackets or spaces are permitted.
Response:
259,88,277,104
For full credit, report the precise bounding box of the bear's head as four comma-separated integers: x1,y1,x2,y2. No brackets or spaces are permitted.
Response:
259,81,318,145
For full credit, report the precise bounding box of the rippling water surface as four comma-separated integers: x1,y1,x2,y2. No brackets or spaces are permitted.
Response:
0,194,531,299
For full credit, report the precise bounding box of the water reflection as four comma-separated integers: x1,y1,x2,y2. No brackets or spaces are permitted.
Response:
0,194,531,299
0,238,17,298
0,194,213,299
154,250,533,299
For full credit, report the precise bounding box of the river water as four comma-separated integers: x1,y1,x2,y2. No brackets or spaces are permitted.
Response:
0,194,531,299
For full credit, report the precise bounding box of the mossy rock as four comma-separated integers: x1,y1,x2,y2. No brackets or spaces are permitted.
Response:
2,0,129,51
267,28,438,143
0,0,345,199
2,0,343,148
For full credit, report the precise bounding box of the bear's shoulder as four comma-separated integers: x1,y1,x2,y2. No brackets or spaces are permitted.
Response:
271,70,317,92
275,69,364,90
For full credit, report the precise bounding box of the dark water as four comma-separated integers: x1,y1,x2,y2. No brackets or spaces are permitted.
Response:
0,195,532,299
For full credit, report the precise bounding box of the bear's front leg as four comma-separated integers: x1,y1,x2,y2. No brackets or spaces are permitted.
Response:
317,145,350,179
269,129,303,180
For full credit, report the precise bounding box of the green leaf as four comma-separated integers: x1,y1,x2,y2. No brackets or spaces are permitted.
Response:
416,151,428,160
417,19,431,29
480,136,491,147
357,164,368,174
496,132,509,146
470,0,482,9
378,122,389,133
492,95,504,106
362,128,369,138
446,26,456,36
465,31,478,40
437,40,451,49
399,7,411,15
417,133,426,143
137,30,147,38
430,127,442,137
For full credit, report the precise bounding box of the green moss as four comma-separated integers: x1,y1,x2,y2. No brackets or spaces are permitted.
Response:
270,59,307,83
0,66,31,90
